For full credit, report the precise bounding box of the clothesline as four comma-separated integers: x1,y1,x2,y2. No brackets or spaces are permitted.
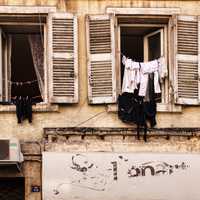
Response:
7,79,38,85
120,52,160,63
11,95,42,99
0,95,42,100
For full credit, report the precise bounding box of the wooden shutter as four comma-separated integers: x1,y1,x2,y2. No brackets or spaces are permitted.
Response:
175,15,200,105
1,33,11,101
86,15,116,104
48,13,78,103
0,28,2,101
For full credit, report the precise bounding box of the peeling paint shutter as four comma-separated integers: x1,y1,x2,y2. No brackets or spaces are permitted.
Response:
175,15,200,105
86,15,116,104
48,13,78,103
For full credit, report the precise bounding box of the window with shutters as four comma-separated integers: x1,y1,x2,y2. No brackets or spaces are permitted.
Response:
88,13,200,111
0,10,78,108
86,14,177,112
117,17,171,109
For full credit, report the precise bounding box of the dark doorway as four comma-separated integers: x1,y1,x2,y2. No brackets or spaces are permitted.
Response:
0,177,25,200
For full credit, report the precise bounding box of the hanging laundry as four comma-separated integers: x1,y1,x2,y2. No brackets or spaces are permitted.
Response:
119,54,168,141
122,56,140,93
23,96,33,123
13,96,33,123
144,73,157,127
139,60,161,96
121,55,167,96
14,96,23,123
118,92,147,141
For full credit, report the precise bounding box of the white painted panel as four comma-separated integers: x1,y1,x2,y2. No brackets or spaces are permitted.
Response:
43,152,200,200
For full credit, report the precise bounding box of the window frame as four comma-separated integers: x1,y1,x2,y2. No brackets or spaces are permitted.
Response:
0,5,56,105
117,23,169,105
144,28,168,104
106,15,181,112
0,21,47,103
105,7,183,112
0,6,60,112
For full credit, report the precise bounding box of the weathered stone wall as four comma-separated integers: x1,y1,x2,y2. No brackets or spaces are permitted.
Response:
0,1,199,199
0,0,199,142
44,128,200,153
21,142,42,200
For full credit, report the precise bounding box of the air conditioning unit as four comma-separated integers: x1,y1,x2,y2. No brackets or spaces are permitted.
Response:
0,139,24,164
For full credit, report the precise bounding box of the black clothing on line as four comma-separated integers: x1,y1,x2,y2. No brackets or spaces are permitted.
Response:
13,96,33,123
118,92,148,141
118,80,158,142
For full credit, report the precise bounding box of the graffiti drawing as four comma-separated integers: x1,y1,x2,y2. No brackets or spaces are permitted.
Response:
51,153,190,197
128,161,189,178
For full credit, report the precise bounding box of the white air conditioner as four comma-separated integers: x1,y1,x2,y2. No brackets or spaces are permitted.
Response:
0,138,24,164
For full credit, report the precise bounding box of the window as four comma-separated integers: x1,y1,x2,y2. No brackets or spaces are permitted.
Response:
87,11,199,112
0,25,44,103
120,25,167,103
0,8,78,106
86,14,169,107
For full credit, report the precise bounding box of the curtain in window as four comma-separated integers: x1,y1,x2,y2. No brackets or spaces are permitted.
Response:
28,35,44,99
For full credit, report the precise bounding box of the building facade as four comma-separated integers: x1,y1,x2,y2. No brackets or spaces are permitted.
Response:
0,0,200,199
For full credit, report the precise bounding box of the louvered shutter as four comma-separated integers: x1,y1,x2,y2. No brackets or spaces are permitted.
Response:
86,15,116,104
48,13,78,103
0,28,2,101
175,15,200,105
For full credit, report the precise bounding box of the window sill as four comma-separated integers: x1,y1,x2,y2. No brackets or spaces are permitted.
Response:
0,103,59,113
107,103,182,113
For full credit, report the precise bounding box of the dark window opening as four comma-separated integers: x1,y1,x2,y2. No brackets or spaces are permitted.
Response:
11,34,42,102
148,32,161,60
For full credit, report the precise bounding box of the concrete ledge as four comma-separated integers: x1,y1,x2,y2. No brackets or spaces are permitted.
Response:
44,127,200,137
0,104,59,113
107,103,182,113
0,6,56,14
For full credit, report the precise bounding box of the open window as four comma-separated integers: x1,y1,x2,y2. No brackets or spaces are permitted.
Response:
120,24,168,103
0,12,78,105
0,24,45,103
86,15,171,106
143,29,164,62
144,29,165,103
